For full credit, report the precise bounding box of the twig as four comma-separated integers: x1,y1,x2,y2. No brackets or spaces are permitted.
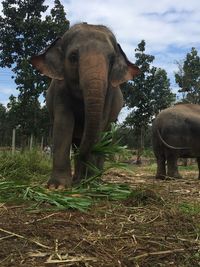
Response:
45,256,97,264
146,215,160,224
0,203,7,211
0,228,51,249
0,255,12,265
135,235,200,245
87,234,130,241
24,212,59,224
132,246,200,261
0,234,14,241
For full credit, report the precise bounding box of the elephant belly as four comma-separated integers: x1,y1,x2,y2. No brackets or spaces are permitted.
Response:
178,150,199,158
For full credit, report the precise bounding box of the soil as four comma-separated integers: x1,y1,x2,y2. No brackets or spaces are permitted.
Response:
0,163,200,267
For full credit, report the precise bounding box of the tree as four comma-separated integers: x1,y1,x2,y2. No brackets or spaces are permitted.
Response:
0,0,69,141
151,68,176,115
0,103,7,146
175,47,200,103
6,95,51,148
121,40,175,162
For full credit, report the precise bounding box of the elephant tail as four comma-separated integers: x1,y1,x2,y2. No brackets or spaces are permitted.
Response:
157,130,190,150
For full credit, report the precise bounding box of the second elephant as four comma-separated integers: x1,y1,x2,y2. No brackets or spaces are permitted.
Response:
31,23,140,189
152,103,200,179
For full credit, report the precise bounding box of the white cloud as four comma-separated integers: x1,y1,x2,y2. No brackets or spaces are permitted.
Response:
57,0,200,89
60,0,200,51
1,0,200,103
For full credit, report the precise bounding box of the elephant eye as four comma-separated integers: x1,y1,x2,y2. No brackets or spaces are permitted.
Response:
69,51,79,63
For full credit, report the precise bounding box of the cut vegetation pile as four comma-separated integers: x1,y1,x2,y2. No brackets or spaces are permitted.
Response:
0,126,134,211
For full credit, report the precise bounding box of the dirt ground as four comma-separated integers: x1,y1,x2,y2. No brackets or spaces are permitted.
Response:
0,164,200,267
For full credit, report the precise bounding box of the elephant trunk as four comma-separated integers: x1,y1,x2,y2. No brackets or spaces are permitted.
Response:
79,53,108,158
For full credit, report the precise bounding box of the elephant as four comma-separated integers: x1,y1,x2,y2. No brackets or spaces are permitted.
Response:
31,23,140,189
152,103,200,180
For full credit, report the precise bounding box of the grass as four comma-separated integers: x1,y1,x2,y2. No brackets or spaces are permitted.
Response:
0,126,137,211
0,125,199,215
91,124,131,160
179,202,200,216
179,164,198,171
0,149,51,182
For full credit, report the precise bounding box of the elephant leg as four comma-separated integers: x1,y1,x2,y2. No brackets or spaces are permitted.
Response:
73,152,105,185
73,154,99,185
73,157,86,184
155,156,166,179
48,107,74,189
167,154,182,179
196,157,200,179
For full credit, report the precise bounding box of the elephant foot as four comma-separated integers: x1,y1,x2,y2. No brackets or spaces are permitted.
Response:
155,174,167,180
47,176,72,190
167,173,182,179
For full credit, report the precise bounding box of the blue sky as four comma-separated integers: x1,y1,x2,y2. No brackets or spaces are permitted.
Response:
1,0,200,113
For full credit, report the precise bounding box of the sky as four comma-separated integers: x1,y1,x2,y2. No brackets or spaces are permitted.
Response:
1,0,200,115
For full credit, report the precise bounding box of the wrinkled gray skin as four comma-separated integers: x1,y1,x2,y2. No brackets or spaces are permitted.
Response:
31,23,140,189
152,104,200,180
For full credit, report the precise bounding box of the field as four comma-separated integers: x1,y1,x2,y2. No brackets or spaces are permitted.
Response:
0,152,200,267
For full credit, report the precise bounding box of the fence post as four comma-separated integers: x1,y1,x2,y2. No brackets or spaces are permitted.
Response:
40,136,44,151
12,128,16,155
30,134,33,150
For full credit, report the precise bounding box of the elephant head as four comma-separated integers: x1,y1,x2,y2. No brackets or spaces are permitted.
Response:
31,23,140,158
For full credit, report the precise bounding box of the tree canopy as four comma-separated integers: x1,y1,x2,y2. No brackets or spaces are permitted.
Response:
121,40,175,158
122,40,175,130
175,47,200,104
0,0,69,144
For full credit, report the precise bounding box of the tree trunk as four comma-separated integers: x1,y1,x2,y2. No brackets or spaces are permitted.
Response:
136,126,144,164
12,128,16,155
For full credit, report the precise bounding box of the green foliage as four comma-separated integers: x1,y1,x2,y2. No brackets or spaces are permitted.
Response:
142,148,154,158
23,186,92,212
0,128,136,211
0,147,134,212
175,47,200,103
121,40,175,155
0,0,69,137
0,179,134,212
122,40,175,129
0,150,51,181
151,68,176,115
0,95,50,146
115,124,153,149
179,202,200,215
92,124,130,160
7,95,50,138
75,124,132,185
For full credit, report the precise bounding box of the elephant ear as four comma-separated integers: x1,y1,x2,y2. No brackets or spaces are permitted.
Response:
31,37,64,80
111,44,140,87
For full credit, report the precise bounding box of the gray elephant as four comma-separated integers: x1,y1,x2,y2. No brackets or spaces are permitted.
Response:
152,103,200,179
31,23,140,189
